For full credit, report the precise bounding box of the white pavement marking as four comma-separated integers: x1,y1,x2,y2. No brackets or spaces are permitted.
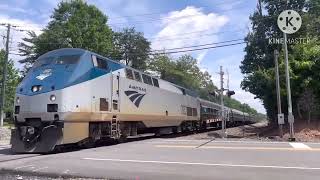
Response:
0,145,11,149
152,140,291,144
63,169,70,174
290,143,311,149
32,166,48,172
82,158,320,171
14,165,33,170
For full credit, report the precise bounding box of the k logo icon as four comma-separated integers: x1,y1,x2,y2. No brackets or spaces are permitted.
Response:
277,10,302,34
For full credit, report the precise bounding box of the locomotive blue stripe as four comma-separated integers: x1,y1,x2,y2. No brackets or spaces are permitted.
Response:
16,48,124,96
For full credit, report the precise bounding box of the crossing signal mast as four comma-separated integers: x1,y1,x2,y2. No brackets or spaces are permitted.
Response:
217,67,236,138
226,69,235,97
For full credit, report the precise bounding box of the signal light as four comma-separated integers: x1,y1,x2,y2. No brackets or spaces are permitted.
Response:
227,90,235,97
209,91,217,97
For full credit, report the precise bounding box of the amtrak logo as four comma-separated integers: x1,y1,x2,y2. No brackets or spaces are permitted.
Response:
36,69,52,80
125,90,146,108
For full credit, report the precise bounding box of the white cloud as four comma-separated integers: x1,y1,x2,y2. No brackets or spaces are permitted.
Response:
151,6,229,53
196,50,208,65
0,15,44,68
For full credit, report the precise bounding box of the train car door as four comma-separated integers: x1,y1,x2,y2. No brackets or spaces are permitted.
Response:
91,55,113,113
111,71,120,113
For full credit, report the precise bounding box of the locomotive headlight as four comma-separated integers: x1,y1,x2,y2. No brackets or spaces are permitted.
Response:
50,95,56,101
16,97,20,104
31,85,42,92
32,86,38,92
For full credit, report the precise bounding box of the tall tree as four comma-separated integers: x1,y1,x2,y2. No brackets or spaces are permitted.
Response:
113,28,151,71
240,0,320,120
0,50,20,116
148,53,257,114
18,0,114,73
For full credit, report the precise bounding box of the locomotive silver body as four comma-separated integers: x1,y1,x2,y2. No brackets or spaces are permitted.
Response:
11,48,252,153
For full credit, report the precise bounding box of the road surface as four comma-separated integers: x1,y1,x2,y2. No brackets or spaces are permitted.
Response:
1,139,320,180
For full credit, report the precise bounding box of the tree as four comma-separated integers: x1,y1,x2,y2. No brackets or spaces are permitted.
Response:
18,0,114,74
113,28,151,71
149,54,213,91
240,0,320,120
297,88,316,123
0,50,20,116
148,53,257,114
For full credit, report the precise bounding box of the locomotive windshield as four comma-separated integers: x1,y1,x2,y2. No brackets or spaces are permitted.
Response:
33,54,81,68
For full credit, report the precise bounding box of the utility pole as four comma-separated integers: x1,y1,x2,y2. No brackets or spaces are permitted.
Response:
219,66,225,138
283,33,295,140
0,23,10,127
274,50,284,137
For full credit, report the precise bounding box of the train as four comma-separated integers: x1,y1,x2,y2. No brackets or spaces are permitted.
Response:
11,48,253,153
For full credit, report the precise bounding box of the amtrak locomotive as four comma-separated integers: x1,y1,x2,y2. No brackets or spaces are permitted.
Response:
11,48,252,153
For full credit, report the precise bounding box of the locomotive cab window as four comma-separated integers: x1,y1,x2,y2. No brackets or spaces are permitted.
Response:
142,74,153,85
134,71,142,82
152,78,159,87
56,55,80,64
126,68,134,80
33,57,55,68
92,55,109,70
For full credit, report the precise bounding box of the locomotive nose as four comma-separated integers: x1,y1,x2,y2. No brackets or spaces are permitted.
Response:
17,66,71,96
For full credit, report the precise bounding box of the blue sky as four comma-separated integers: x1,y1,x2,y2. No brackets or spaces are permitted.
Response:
0,0,265,113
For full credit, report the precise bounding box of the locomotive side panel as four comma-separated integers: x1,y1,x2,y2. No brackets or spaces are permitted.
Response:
118,73,199,127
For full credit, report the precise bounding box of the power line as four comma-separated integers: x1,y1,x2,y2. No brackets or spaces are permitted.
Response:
149,42,245,55
108,4,249,27
152,38,244,52
8,40,245,59
151,28,246,42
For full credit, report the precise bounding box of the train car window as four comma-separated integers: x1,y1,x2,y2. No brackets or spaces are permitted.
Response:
126,69,134,80
96,57,109,70
192,108,198,116
56,55,80,64
152,78,159,87
92,55,109,70
187,107,192,116
142,74,153,85
202,107,207,113
134,71,142,82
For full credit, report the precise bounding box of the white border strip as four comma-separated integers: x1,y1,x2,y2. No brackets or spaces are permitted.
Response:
83,158,320,170
290,143,311,149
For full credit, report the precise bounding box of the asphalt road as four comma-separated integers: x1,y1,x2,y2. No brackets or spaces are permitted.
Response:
1,139,320,180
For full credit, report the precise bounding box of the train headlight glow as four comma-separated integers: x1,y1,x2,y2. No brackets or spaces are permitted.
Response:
32,86,38,92
50,95,56,101
31,85,42,92
16,97,20,104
